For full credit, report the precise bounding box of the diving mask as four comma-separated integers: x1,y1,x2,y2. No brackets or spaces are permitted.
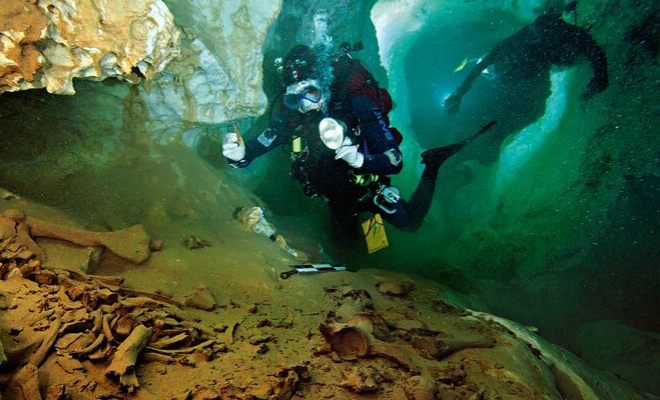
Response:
284,80,324,113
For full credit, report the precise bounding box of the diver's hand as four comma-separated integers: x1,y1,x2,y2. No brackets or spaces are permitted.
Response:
222,132,246,161
335,139,364,168
445,92,462,114
583,77,608,100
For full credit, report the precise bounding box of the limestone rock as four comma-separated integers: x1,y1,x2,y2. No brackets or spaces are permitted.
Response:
149,240,164,252
0,0,180,97
141,1,284,139
472,311,654,400
79,247,102,273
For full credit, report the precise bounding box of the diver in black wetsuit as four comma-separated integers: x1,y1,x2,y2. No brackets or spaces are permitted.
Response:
221,44,491,242
445,12,609,114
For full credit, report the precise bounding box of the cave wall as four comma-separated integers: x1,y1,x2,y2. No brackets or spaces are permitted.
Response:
0,0,283,232
143,0,283,140
0,0,180,95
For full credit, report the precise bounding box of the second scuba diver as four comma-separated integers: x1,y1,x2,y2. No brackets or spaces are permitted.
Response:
445,9,609,114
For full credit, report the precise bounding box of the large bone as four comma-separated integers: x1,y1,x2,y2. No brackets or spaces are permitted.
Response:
0,216,45,262
436,335,496,358
2,210,150,264
146,339,215,355
25,217,150,264
68,334,105,357
28,319,61,366
16,222,46,262
412,332,496,360
0,216,16,239
105,325,153,392
320,324,416,372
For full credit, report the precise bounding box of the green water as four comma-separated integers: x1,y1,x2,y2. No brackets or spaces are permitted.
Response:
255,1,660,394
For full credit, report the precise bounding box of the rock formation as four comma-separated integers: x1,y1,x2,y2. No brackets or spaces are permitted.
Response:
0,0,180,97
141,0,284,141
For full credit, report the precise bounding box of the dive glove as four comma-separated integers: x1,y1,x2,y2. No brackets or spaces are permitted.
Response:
222,132,246,161
335,137,364,169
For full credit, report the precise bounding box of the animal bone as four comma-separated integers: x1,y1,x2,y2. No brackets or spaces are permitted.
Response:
2,209,151,264
105,325,153,392
28,319,61,366
146,339,215,355
320,323,416,371
68,334,105,357
436,335,496,359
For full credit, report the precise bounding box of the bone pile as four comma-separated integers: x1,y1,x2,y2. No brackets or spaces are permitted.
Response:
0,231,224,399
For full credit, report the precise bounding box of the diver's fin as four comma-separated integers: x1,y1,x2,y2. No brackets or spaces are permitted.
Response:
421,121,497,166
453,57,468,73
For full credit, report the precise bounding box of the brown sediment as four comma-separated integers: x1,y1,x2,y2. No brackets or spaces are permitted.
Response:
4,364,42,400
0,204,653,400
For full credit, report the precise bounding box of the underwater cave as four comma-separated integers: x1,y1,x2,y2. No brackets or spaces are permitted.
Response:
0,0,659,399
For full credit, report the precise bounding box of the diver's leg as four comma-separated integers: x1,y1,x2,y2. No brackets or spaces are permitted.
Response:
327,200,361,249
377,147,462,232
378,200,410,230
400,121,498,231
396,163,441,232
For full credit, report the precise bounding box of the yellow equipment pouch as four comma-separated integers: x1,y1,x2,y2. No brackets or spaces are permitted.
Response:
292,136,302,154
362,213,389,254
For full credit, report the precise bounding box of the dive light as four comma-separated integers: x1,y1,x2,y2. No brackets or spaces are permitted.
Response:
319,118,347,150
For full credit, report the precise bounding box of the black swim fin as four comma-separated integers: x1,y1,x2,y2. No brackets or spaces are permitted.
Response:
421,120,497,167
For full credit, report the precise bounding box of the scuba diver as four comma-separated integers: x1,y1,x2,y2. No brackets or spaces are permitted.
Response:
221,44,493,247
445,9,609,114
